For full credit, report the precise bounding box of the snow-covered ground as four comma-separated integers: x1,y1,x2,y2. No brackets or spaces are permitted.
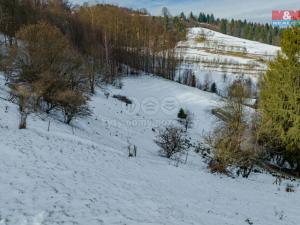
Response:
0,73,299,225
176,28,280,95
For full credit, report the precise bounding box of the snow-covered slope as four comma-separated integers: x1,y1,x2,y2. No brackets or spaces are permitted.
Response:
176,27,280,95
0,73,299,225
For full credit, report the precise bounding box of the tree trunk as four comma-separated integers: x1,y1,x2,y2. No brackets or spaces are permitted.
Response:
19,112,27,129
296,161,300,174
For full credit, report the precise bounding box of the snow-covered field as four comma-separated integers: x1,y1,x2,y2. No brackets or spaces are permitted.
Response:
0,73,299,225
176,28,280,95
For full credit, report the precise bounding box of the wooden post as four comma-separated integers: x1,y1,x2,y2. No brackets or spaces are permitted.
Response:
47,120,51,132
185,151,189,164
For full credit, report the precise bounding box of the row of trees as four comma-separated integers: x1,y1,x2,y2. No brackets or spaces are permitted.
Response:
77,4,186,82
180,11,281,45
205,26,300,176
9,22,90,127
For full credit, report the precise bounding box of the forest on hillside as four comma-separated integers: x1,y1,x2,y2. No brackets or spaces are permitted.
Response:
0,0,186,125
179,11,281,45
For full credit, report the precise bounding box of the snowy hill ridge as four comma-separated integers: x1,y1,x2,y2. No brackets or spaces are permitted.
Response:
0,72,299,225
176,27,280,95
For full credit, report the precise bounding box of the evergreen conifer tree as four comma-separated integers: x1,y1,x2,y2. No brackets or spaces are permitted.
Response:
178,108,187,120
259,26,300,171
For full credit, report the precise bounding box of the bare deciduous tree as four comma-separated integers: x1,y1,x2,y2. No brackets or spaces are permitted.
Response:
11,84,37,129
206,80,258,177
155,125,191,158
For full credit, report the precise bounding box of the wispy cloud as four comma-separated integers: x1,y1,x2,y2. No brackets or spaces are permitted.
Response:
70,0,300,22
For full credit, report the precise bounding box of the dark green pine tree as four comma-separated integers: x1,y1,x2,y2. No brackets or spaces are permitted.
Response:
177,108,187,120
259,26,300,172
210,82,217,93
220,19,227,34
180,12,187,21
189,12,195,21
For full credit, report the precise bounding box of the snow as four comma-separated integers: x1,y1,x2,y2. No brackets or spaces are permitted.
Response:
176,27,280,95
0,72,299,225
178,27,280,63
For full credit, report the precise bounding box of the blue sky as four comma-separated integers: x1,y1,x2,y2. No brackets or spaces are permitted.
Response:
70,0,300,22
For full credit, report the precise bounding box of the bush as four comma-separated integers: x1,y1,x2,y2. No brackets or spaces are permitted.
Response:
205,81,257,177
208,159,229,175
206,133,258,177
55,90,90,124
177,108,187,120
195,35,207,43
285,184,295,193
177,108,194,131
155,125,191,158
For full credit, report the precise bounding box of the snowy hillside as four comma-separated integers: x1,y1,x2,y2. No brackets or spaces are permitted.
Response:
176,27,280,95
0,73,299,225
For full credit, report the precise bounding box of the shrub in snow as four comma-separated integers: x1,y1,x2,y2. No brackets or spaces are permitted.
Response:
177,108,187,120
195,142,212,159
155,125,191,158
113,78,123,89
112,95,132,105
177,108,193,131
56,90,90,124
285,184,295,192
104,92,110,99
208,159,229,175
205,81,258,178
